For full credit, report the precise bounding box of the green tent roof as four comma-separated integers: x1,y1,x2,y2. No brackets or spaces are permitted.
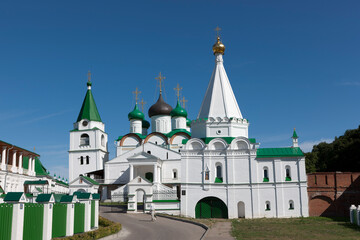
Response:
22,156,48,176
257,147,304,158
292,129,298,139
77,84,102,122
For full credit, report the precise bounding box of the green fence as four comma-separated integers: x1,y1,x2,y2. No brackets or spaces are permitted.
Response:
74,203,85,234
0,203,13,240
23,203,44,240
52,203,67,238
91,200,95,228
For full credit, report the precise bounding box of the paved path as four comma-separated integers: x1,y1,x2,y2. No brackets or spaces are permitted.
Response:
100,206,206,240
205,221,235,240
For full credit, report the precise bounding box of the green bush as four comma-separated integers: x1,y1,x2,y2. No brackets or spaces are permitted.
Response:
53,216,121,240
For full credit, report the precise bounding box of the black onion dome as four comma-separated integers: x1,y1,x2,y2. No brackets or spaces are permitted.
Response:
148,94,173,118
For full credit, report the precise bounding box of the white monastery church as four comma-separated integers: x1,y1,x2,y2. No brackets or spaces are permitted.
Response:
69,35,309,219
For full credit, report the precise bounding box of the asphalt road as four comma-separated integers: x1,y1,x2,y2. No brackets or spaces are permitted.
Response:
100,206,206,240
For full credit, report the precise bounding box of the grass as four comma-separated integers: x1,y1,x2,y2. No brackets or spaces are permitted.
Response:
231,217,360,240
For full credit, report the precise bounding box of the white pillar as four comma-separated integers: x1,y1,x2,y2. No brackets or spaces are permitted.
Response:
18,152,23,174
83,200,91,232
350,205,356,223
357,205,360,226
28,157,32,175
129,165,134,181
153,164,157,183
42,203,53,240
32,157,36,176
1,147,6,170
11,150,17,173
94,200,99,228
66,203,75,236
11,203,25,240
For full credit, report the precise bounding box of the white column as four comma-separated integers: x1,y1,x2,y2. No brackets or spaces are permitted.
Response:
18,152,23,174
32,157,36,176
153,164,157,183
66,203,75,236
1,147,6,170
42,203,53,240
129,165,134,180
11,150,17,173
83,200,91,232
11,203,25,240
28,157,32,175
94,200,99,228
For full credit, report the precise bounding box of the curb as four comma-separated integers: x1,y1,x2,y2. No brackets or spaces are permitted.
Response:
157,214,209,240
98,231,122,240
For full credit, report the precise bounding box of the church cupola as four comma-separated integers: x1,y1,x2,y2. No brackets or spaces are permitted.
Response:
142,119,150,135
148,72,173,134
128,104,144,134
292,128,299,147
171,101,187,130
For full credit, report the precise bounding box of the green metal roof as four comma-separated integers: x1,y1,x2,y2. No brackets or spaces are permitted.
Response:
249,138,256,144
82,176,99,185
76,86,102,122
22,156,48,176
166,129,191,138
142,119,150,129
256,147,304,158
60,195,74,203
24,180,48,185
77,192,92,200
202,137,235,144
292,129,298,139
170,101,188,118
0,187,4,193
92,193,100,200
128,104,145,121
4,192,24,202
53,194,65,203
35,187,43,193
186,118,191,127
36,194,53,203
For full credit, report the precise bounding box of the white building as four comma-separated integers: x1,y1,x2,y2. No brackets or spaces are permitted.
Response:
70,36,309,219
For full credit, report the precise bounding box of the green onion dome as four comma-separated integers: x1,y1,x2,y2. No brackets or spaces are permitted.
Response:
186,118,191,127
128,104,144,121
142,119,150,129
170,101,187,118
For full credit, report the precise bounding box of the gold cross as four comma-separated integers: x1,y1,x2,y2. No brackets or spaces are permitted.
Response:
214,26,221,37
173,83,182,101
155,72,166,93
132,87,141,104
88,71,91,82
180,96,188,109
139,98,146,112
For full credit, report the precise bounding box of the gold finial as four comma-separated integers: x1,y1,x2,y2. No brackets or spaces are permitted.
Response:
139,98,146,112
180,96,188,109
174,83,182,101
155,72,166,94
87,71,91,82
214,26,221,37
34,147,35,152
132,87,141,104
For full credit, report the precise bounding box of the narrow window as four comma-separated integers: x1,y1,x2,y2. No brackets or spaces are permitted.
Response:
289,200,294,210
265,201,271,211
101,135,105,147
173,169,177,179
215,164,223,183
325,175,328,185
147,151,151,154
205,171,209,180
155,141,158,145
80,156,84,165
285,166,291,181
263,167,269,182
86,156,89,165
80,134,90,146
166,152,169,159
315,175,317,185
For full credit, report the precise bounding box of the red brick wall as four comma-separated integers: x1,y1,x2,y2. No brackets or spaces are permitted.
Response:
307,172,360,217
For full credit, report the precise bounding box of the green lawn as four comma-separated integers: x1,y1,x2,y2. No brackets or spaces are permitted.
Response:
232,217,360,240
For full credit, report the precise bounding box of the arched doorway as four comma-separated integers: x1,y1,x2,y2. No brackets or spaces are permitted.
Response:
238,201,245,218
195,197,228,218
135,189,146,212
309,195,333,216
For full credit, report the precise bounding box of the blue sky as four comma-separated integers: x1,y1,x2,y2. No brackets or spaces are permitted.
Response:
1,0,359,179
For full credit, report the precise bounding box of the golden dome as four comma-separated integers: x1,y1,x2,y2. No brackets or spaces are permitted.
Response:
212,36,225,55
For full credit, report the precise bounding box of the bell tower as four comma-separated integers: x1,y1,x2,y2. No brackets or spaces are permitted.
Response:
69,72,108,182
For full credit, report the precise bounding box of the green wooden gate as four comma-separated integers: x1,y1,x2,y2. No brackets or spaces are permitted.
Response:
52,203,67,238
23,203,44,240
91,200,95,228
0,203,13,240
195,197,228,219
74,203,85,234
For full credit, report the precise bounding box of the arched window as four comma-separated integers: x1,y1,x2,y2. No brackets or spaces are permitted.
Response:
289,200,294,210
265,201,271,211
80,134,90,146
285,166,291,181
173,169,178,179
215,163,223,183
101,135,105,147
80,156,84,165
263,167,269,182
147,151,151,154
86,156,89,165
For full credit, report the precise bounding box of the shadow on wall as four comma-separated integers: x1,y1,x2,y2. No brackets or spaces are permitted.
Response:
308,172,360,217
